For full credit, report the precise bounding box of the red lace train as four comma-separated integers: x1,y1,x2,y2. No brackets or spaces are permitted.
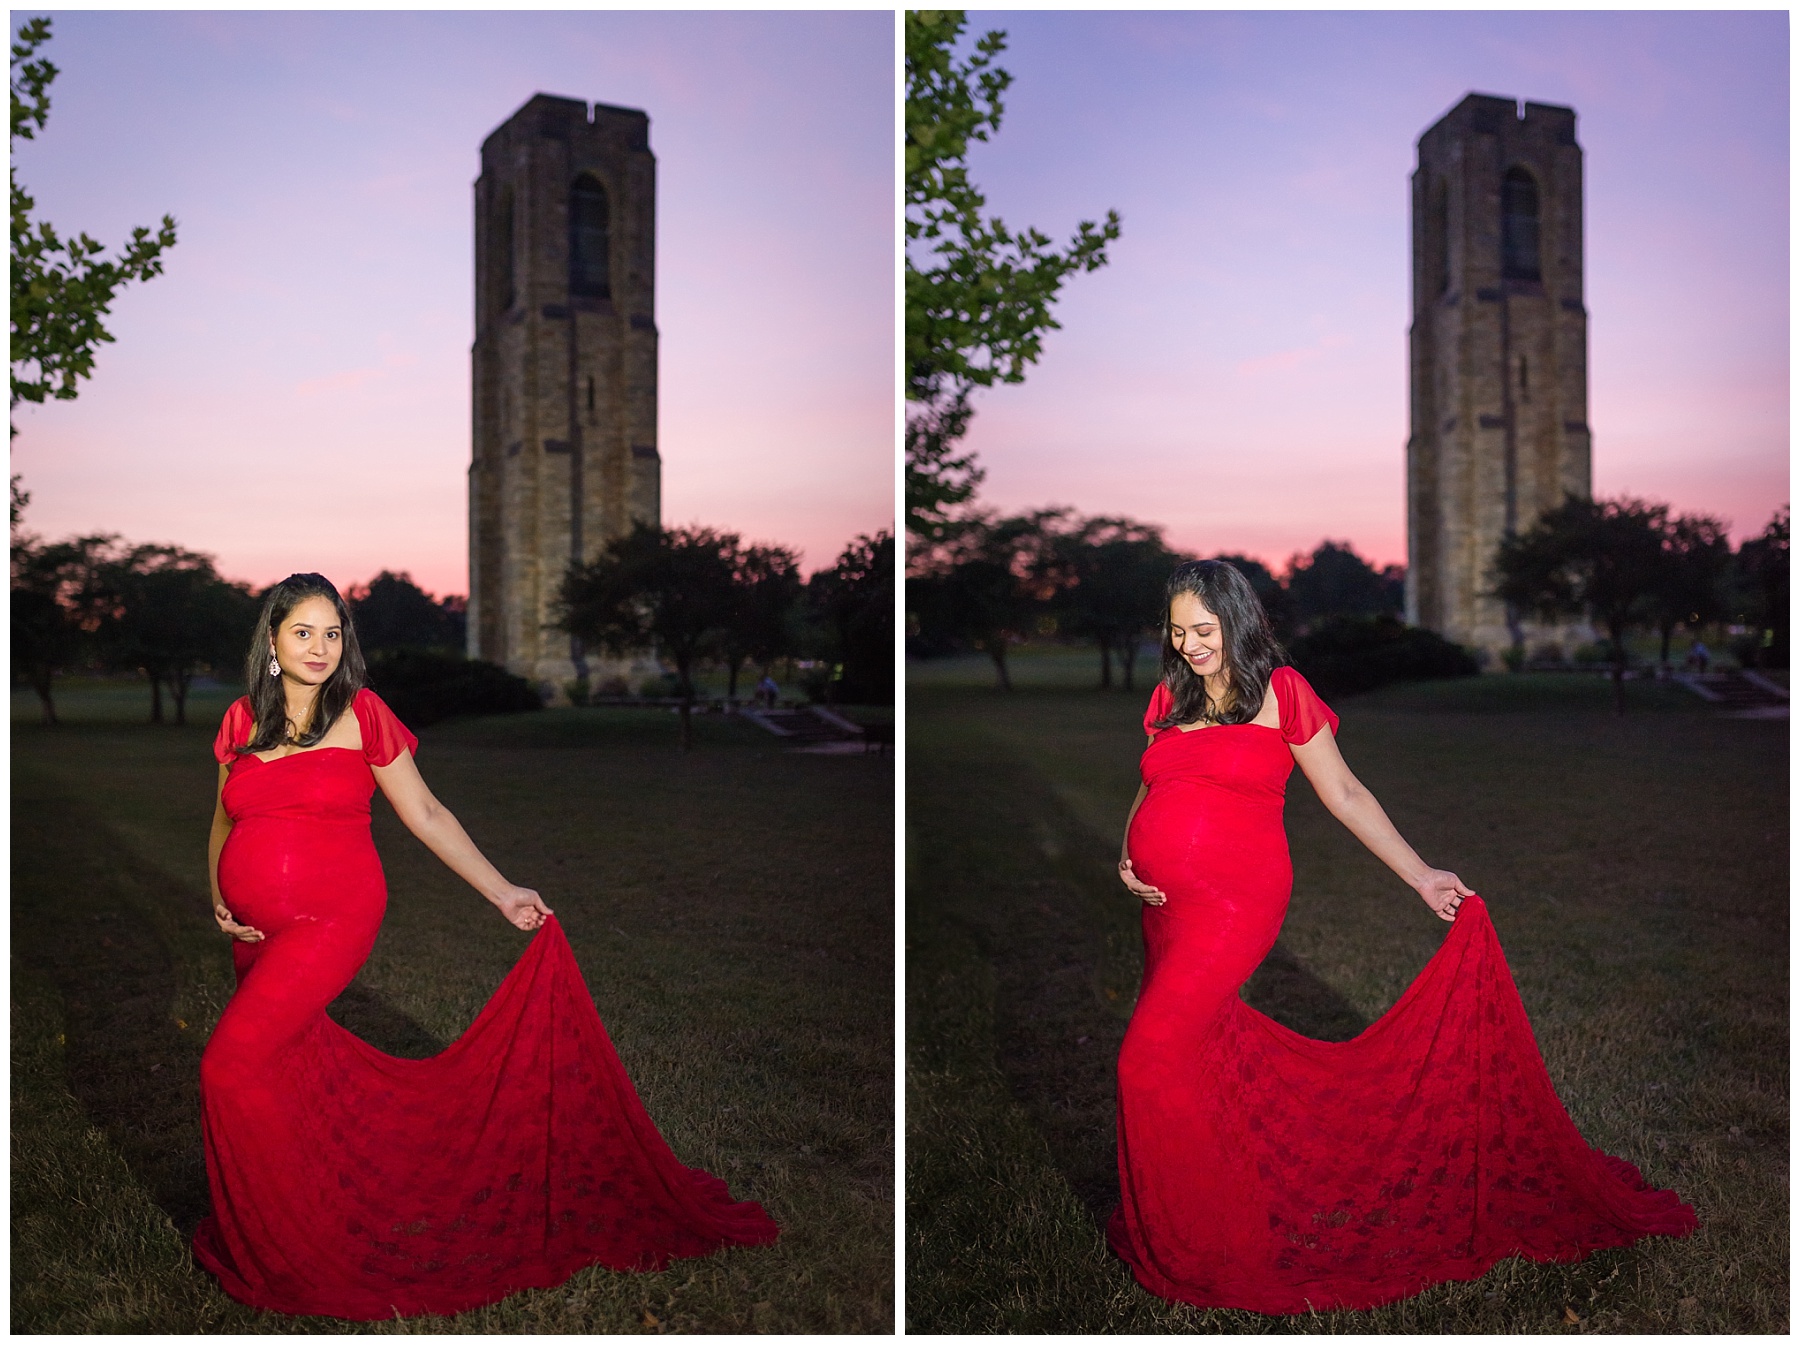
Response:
1107,669,1695,1313
193,691,777,1319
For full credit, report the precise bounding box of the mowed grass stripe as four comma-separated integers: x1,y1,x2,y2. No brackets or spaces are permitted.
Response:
905,667,1785,1333
13,694,893,1333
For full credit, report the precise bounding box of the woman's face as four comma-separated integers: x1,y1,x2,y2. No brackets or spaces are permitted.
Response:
1169,591,1227,681
273,595,344,688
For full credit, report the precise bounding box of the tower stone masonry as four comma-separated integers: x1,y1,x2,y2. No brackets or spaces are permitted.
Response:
1407,92,1592,659
468,93,661,691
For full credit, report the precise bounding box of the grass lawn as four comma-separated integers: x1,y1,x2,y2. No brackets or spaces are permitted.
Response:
13,684,893,1333
906,658,1786,1333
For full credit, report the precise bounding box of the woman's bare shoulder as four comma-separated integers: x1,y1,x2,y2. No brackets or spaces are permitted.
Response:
1252,674,1283,728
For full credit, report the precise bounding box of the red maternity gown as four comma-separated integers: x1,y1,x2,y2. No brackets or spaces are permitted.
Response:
192,688,778,1319
1106,666,1695,1314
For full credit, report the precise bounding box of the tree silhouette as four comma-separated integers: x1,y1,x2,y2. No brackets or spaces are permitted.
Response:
905,10,1119,537
557,522,738,751
11,17,178,517
1494,497,1668,714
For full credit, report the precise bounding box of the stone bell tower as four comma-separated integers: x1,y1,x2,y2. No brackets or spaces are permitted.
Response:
1407,93,1592,658
468,93,661,690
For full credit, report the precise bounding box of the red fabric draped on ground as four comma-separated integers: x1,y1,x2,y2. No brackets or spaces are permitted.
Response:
1107,668,1694,1314
193,691,776,1319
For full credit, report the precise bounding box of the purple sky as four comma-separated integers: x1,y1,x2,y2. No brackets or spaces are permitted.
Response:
949,10,1788,571
12,11,893,597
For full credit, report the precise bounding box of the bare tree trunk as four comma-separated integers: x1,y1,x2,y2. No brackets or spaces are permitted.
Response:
726,657,742,702
1098,636,1113,690
31,666,57,725
1659,623,1674,672
984,641,1012,692
172,667,191,725
1122,635,1140,693
1609,622,1627,716
675,656,695,751
149,671,165,724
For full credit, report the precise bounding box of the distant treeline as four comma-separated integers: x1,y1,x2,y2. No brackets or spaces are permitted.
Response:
12,524,895,727
906,500,1790,701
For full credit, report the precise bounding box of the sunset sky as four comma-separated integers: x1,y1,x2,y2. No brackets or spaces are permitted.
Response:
12,11,893,597
948,10,1787,571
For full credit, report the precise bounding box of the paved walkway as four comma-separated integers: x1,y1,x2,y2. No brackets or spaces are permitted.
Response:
1671,670,1788,718
739,704,889,752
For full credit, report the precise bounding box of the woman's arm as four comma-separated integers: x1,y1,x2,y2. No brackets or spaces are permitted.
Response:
370,750,552,930
1117,778,1166,906
1289,727,1473,922
210,764,264,942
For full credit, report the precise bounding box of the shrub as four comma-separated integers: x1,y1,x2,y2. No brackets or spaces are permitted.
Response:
364,649,542,728
1287,615,1480,699
638,672,682,699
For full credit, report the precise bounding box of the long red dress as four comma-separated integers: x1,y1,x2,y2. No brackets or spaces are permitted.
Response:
193,689,778,1319
1107,666,1695,1314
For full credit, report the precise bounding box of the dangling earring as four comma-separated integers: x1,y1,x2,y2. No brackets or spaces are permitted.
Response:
269,651,281,678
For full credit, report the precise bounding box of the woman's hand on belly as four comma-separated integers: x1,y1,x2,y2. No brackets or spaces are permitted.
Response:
1118,858,1167,907
213,901,265,942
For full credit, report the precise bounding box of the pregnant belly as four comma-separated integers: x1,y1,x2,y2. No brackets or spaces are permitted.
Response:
218,818,386,933
1128,781,1292,921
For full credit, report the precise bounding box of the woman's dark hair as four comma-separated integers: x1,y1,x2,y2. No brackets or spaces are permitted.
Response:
1152,559,1286,728
238,573,367,754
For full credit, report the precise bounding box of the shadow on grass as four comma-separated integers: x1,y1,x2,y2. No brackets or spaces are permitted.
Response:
917,734,1368,1226
12,771,446,1241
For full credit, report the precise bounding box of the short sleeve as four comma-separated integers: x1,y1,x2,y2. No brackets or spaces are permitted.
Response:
1143,681,1173,737
213,698,254,764
1274,665,1339,745
353,688,418,766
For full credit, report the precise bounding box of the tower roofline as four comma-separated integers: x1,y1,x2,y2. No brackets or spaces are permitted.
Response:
1418,92,1579,151
480,94,651,156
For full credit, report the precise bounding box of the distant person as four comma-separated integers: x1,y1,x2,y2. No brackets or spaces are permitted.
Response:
757,673,779,709
1108,559,1695,1314
1688,639,1711,674
195,573,776,1319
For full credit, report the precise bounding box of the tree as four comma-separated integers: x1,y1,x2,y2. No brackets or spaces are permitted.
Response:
1285,541,1402,629
96,543,256,724
905,10,1120,537
1493,496,1669,715
10,16,177,503
1214,554,1295,642
718,542,803,701
557,522,738,751
347,570,465,654
1732,505,1789,669
1040,513,1179,691
908,512,1048,691
1644,512,1731,670
10,529,114,723
809,530,895,705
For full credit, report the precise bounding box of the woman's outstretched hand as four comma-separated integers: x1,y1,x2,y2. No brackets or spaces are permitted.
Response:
1119,858,1166,907
1415,869,1475,922
214,902,265,942
491,884,553,931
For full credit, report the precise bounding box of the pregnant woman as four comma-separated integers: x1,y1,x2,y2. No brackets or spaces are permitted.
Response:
194,573,777,1319
1108,559,1694,1314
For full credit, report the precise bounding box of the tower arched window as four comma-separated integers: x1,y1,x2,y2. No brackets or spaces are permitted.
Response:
495,187,515,314
1430,178,1450,297
569,174,611,298
1501,167,1541,282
